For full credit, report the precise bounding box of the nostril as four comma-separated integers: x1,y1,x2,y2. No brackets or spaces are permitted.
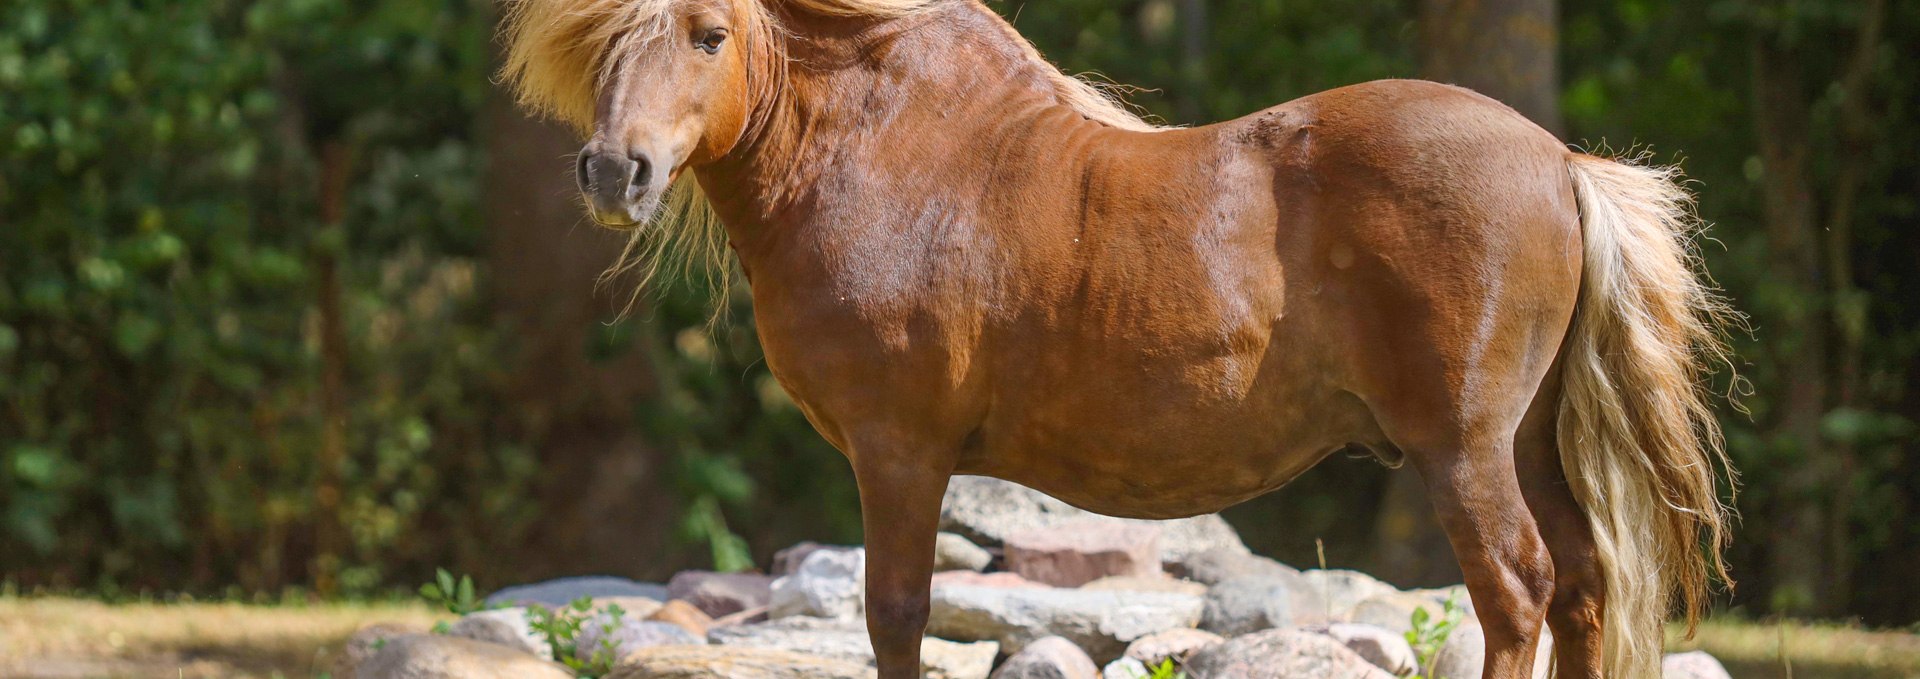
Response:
629,153,652,193
575,153,592,191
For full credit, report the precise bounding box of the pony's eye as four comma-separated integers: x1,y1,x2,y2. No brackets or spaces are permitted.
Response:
697,28,728,54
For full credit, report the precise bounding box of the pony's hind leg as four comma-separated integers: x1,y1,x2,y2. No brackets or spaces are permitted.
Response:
1402,422,1557,679
1515,372,1607,678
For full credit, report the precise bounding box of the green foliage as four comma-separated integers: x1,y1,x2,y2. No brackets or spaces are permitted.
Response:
0,0,535,594
418,568,482,619
525,596,623,679
1405,592,1466,679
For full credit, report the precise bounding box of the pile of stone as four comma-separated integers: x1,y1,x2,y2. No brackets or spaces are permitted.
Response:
336,476,1733,679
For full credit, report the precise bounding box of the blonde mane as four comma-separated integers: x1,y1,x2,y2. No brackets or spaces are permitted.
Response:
497,0,1159,310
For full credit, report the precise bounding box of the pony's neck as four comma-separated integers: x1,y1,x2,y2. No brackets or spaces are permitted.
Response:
695,0,1084,243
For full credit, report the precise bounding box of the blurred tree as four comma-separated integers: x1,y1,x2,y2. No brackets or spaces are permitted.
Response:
1370,0,1562,588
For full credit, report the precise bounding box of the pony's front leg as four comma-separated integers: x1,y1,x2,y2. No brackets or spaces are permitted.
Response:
853,444,954,679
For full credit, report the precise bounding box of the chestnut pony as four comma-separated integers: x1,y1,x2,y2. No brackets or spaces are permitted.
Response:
502,0,1736,676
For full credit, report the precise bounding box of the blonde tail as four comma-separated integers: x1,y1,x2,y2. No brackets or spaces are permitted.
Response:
1560,153,1739,676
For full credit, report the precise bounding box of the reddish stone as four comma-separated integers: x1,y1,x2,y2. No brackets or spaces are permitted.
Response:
1003,520,1163,587
646,599,715,638
931,570,1048,589
667,570,774,618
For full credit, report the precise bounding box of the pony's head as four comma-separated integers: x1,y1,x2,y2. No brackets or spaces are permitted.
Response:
502,0,778,228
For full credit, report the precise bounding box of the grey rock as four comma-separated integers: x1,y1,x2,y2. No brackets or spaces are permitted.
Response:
935,532,994,573
669,571,775,618
772,542,860,576
770,548,866,620
1121,628,1223,666
927,583,1205,662
1199,574,1330,636
921,637,1000,679
1080,576,1206,597
1663,651,1733,679
1164,548,1297,586
485,576,667,608
938,476,1247,563
1300,569,1399,620
1349,591,1448,634
576,618,703,664
1184,629,1395,679
1424,623,1554,679
991,636,1099,679
446,608,549,660
1321,623,1417,676
608,645,877,679
709,618,996,678
353,634,574,679
709,618,875,665
1099,657,1149,679
336,623,423,678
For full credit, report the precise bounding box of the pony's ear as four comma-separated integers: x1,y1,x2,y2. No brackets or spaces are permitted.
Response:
499,0,653,132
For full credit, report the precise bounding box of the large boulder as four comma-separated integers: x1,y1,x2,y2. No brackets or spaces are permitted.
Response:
1004,521,1162,587
935,532,995,573
1164,548,1297,586
1199,574,1330,636
770,548,866,620
446,608,549,660
1183,629,1396,679
486,576,668,608
609,645,877,679
990,636,1099,679
927,584,1205,662
708,617,997,679
351,634,574,679
938,476,1247,563
1663,651,1733,679
669,571,775,618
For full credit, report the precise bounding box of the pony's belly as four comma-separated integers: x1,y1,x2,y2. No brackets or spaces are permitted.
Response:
966,385,1371,519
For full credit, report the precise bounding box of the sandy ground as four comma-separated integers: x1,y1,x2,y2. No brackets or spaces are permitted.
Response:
0,598,443,678
0,597,1915,678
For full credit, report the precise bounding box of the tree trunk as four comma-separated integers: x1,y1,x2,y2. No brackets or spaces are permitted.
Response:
1419,0,1561,134
312,141,352,597
1370,0,1562,587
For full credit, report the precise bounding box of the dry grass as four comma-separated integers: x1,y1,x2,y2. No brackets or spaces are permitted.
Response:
1669,618,1920,679
1,596,1916,678
0,597,444,678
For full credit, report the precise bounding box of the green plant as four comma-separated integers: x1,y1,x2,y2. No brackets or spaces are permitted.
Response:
1123,658,1187,679
1405,591,1467,679
418,569,482,616
525,596,625,679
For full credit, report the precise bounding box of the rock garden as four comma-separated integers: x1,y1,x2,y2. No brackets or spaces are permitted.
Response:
335,477,1733,679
